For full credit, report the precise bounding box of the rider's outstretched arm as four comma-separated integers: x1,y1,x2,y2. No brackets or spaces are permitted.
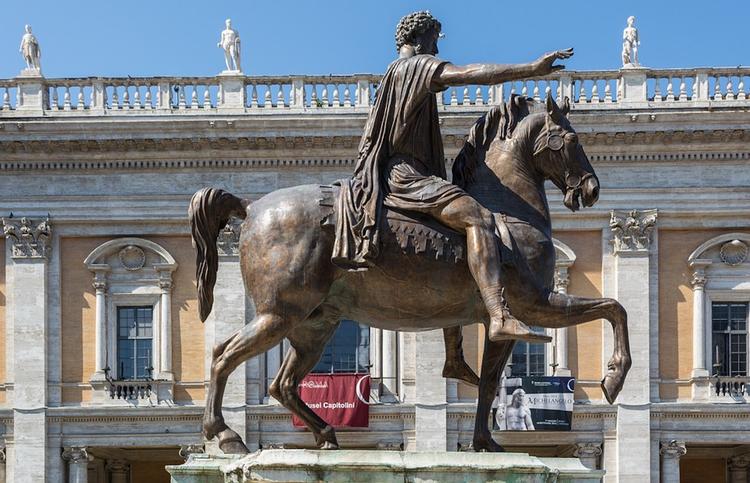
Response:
432,48,573,89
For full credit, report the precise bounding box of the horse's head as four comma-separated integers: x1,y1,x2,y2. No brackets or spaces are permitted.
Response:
531,94,599,212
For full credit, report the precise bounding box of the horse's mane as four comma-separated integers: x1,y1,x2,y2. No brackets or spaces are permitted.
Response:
452,94,532,189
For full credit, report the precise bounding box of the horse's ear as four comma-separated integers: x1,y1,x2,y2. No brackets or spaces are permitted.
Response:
546,93,562,121
561,96,571,116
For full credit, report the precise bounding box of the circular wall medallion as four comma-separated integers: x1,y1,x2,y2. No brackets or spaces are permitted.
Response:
118,245,146,271
720,240,748,266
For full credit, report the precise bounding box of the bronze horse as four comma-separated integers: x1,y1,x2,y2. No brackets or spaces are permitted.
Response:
189,95,631,453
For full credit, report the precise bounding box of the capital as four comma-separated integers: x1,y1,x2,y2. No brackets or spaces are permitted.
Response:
610,209,657,254
729,454,750,471
2,216,51,259
62,446,89,463
574,442,603,458
659,440,687,458
554,267,570,292
179,444,205,461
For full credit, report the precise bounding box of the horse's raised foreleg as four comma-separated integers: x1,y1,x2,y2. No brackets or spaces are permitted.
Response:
473,338,515,452
521,292,632,404
270,320,341,449
204,312,291,454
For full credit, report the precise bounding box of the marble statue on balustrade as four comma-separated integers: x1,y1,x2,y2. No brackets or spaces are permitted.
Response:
218,19,242,73
622,16,640,67
19,24,42,75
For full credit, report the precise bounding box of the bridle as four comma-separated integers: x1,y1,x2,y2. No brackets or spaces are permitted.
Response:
533,113,594,195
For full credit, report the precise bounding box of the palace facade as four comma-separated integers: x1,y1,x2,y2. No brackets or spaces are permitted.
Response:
0,65,749,482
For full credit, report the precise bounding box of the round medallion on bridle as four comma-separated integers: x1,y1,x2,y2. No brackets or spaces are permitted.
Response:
548,134,564,151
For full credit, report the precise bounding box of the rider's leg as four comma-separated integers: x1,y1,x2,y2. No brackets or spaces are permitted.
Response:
436,196,549,343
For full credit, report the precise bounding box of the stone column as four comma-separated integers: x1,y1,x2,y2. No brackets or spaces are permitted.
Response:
574,442,602,470
381,329,398,401
3,216,51,483
609,209,658,483
414,329,447,451
660,441,686,483
205,221,247,447
91,270,109,381
729,455,750,483
106,460,129,483
553,267,571,376
62,447,89,483
158,276,174,379
369,328,382,400
689,260,711,400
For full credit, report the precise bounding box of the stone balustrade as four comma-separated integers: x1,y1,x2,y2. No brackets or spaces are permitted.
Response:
2,67,750,116
710,376,749,402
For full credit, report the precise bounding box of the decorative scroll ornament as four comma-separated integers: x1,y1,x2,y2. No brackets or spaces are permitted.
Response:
573,442,603,458
61,446,89,463
659,440,687,458
720,240,748,266
217,218,242,256
2,216,51,259
609,209,657,253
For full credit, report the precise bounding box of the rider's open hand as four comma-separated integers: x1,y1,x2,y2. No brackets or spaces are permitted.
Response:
534,48,574,75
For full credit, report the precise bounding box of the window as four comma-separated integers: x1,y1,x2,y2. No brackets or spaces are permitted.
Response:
712,302,748,377
312,320,369,373
117,306,154,380
510,327,547,377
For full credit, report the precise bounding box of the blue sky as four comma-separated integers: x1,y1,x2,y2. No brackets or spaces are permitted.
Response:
1,0,747,78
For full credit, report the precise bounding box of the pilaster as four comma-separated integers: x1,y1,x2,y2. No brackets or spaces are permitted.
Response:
729,454,750,483
659,441,686,483
205,220,248,449
609,209,657,483
413,329,447,451
3,216,51,483
62,447,90,483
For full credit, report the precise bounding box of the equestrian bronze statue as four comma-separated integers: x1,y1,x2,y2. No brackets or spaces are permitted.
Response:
190,11,631,454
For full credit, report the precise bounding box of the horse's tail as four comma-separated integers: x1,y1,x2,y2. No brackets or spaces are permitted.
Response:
188,187,248,322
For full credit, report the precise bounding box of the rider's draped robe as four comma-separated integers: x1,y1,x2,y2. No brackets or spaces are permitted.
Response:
332,54,468,270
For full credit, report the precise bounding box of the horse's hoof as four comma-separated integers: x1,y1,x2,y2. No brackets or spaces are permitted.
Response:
218,429,250,455
601,373,623,404
442,362,480,387
202,418,227,441
473,439,505,452
314,425,340,450
319,441,339,450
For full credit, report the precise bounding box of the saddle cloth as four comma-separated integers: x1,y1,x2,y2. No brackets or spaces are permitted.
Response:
319,184,513,264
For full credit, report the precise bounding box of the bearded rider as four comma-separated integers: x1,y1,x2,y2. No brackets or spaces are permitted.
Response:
332,11,572,357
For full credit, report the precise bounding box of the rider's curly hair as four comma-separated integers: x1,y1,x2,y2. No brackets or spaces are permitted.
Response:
395,11,442,51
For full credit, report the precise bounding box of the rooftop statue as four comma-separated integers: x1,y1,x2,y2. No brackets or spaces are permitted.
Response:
19,24,41,73
218,18,242,72
190,11,631,454
622,16,640,67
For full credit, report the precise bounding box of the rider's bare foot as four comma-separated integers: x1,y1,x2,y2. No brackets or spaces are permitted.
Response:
442,360,480,386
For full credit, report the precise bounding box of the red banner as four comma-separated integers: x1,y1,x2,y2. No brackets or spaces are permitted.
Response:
292,373,370,428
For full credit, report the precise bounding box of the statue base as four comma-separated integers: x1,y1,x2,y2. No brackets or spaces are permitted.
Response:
167,450,604,482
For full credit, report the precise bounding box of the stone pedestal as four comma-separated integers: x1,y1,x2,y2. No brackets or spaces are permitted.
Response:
414,329,447,451
167,450,605,483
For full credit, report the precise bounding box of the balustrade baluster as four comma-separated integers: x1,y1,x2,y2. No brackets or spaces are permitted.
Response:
204,87,212,108
262,87,271,107
652,79,661,102
276,86,285,108
679,78,687,101
450,87,458,106
178,85,187,108
2,88,10,110
544,85,551,102
145,86,153,109
738,78,746,100
616,78,623,101
556,82,562,103
249,84,258,108
591,82,599,102
578,81,587,103
472,86,482,106
77,89,85,109
191,87,199,108
63,86,72,110
332,85,341,106
726,77,735,100
713,76,722,100
51,87,59,110
321,86,329,107
509,82,516,97
123,86,131,108
692,76,698,100
604,81,612,102
532,81,540,102
344,86,351,107
461,86,469,105
310,85,319,107
666,77,675,101
521,81,528,98
112,86,120,109
134,86,143,108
